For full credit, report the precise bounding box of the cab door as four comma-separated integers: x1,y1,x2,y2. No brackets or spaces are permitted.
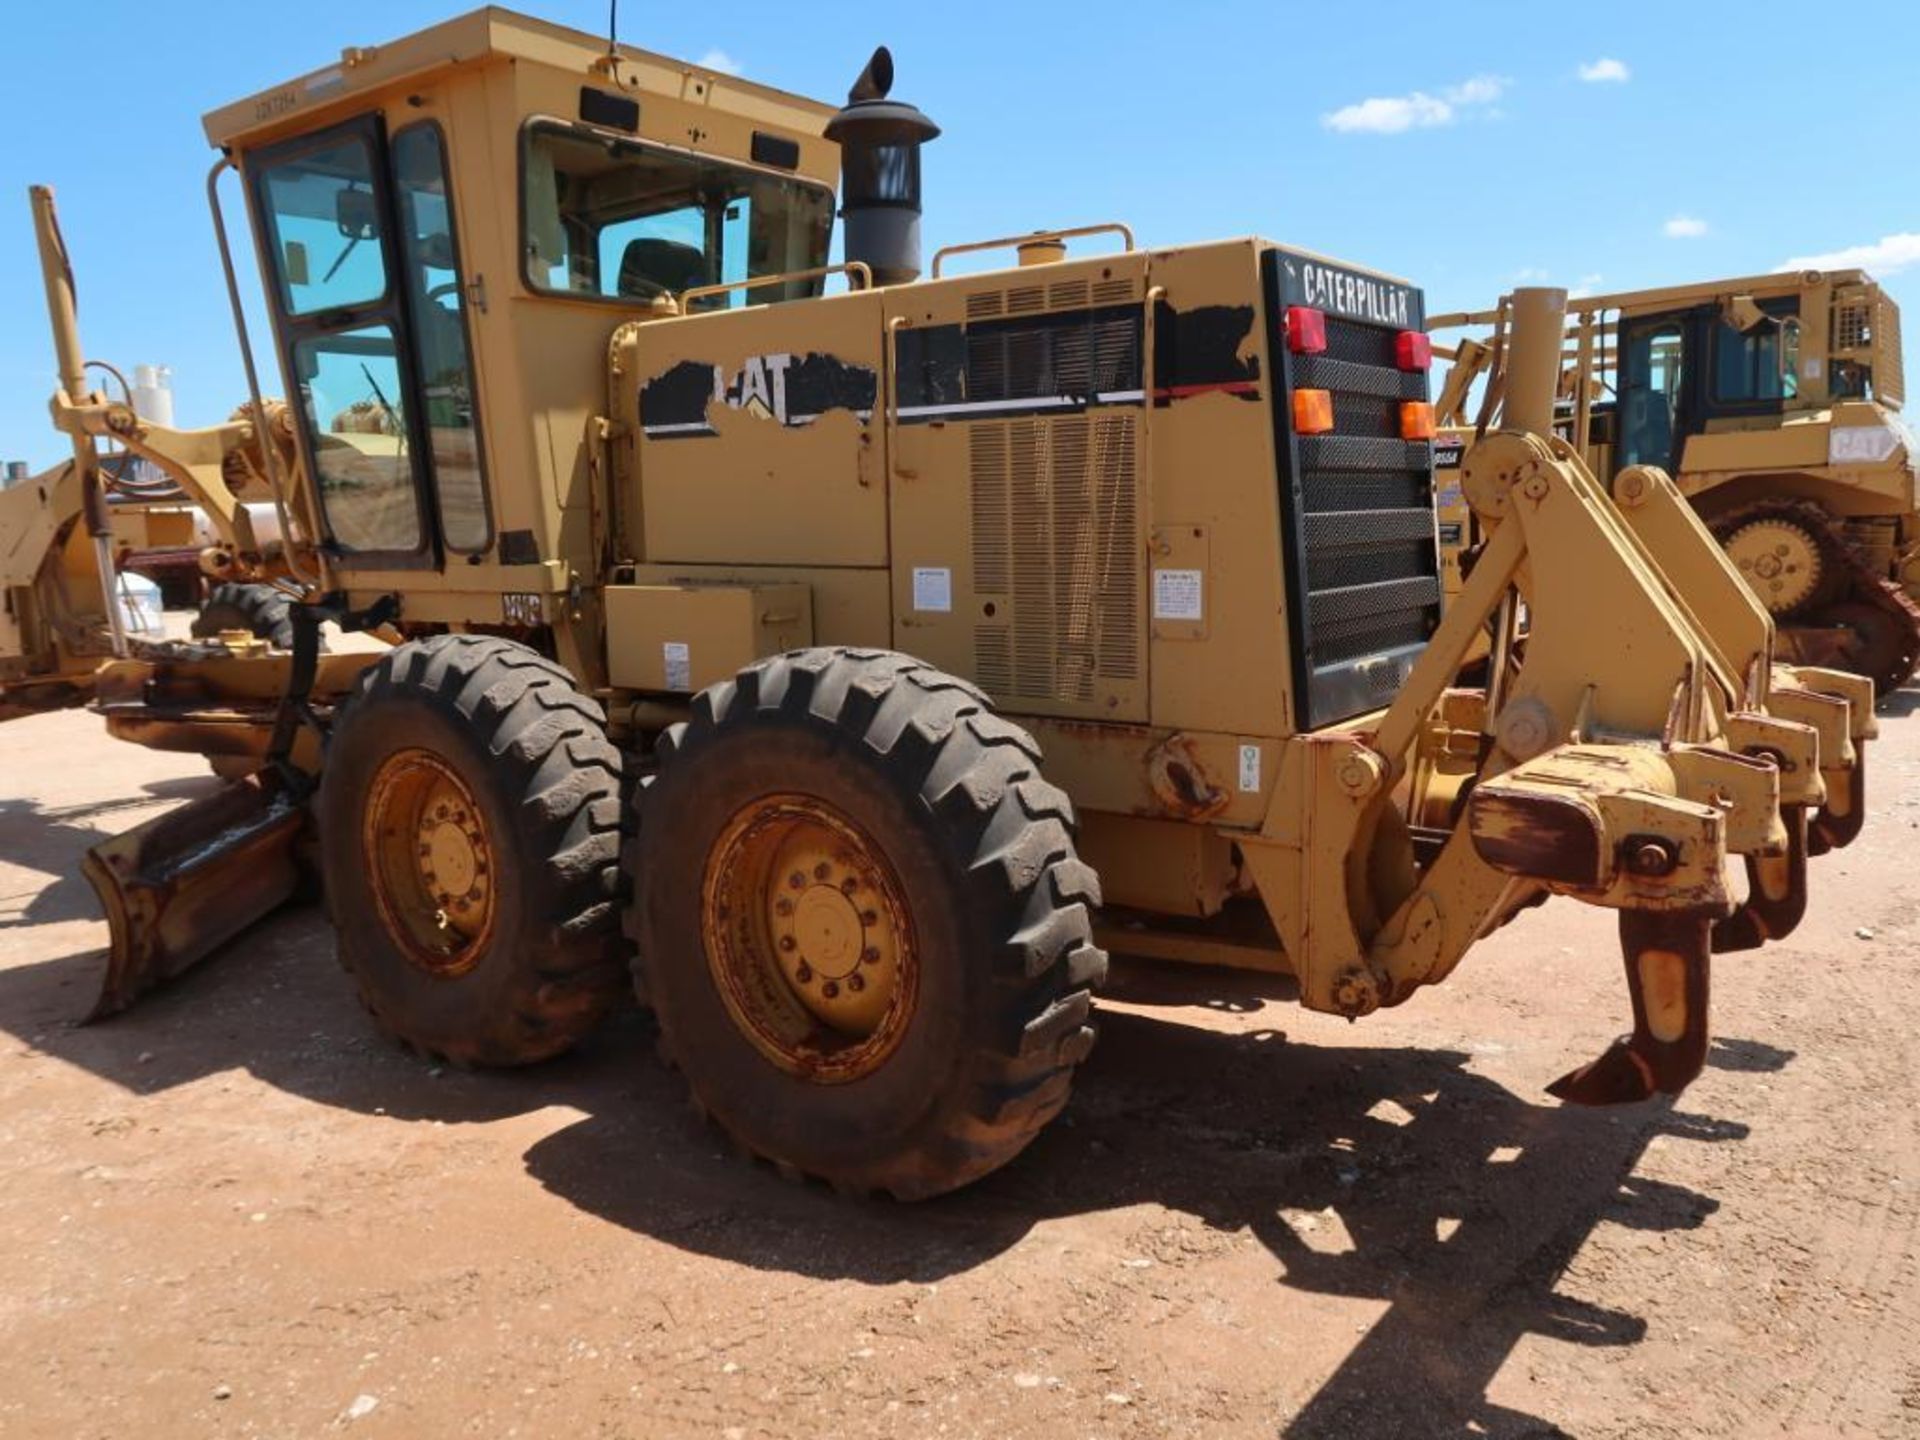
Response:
1617,307,1709,473
249,115,492,569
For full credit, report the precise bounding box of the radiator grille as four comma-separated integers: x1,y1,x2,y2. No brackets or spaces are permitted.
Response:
970,414,1141,706
965,308,1141,402
1877,293,1904,406
1266,248,1441,732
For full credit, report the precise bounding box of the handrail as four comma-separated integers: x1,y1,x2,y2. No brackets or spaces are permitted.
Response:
884,316,909,483
678,261,873,310
930,223,1136,280
206,156,316,588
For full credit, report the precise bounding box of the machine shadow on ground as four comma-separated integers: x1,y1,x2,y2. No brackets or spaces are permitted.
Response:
0,776,224,931
0,805,1781,1439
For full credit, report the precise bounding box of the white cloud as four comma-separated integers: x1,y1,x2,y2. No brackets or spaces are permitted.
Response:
1779,233,1920,278
1445,76,1506,105
1322,75,1507,135
1569,272,1605,299
1578,58,1631,83
1663,215,1709,239
696,48,743,76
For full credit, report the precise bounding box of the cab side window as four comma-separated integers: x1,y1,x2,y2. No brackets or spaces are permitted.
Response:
522,122,830,306
1712,301,1800,405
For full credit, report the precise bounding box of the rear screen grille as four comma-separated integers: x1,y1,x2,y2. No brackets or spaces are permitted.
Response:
1266,250,1440,730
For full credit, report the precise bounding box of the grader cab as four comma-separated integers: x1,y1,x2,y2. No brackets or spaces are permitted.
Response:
6,8,1876,1197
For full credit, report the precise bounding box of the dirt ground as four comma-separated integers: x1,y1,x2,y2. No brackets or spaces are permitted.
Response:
3,680,1919,1440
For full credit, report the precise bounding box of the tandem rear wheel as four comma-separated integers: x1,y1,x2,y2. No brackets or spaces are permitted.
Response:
316,634,627,1066
625,648,1107,1200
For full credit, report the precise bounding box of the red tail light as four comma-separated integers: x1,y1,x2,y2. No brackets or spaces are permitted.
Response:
1395,330,1432,371
1286,306,1327,355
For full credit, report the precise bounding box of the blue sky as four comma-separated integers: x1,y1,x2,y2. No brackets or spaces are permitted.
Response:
3,0,1916,468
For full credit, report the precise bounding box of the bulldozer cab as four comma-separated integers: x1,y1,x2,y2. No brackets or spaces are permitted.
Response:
1614,296,1804,473
204,9,841,651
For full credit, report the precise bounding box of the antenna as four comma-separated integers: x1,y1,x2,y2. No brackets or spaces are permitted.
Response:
606,0,619,61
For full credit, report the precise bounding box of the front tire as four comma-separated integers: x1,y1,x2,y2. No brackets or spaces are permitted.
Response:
191,582,310,651
317,634,625,1066
627,648,1106,1200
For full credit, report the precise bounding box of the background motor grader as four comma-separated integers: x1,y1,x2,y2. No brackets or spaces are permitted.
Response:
1430,272,1918,699
7,8,1870,1199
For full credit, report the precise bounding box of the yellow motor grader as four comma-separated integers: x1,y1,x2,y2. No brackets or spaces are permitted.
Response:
1430,273,1918,698
0,8,1874,1197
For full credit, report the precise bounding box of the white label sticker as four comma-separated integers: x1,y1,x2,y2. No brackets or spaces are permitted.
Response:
1153,568,1204,622
912,566,952,613
663,641,691,691
1238,744,1262,793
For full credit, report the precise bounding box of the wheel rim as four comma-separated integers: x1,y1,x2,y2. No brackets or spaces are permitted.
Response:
362,748,497,977
1725,517,1823,615
701,794,917,1083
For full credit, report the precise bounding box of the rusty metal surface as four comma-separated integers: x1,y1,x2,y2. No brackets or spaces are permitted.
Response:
1546,909,1713,1105
81,772,307,1019
1145,735,1231,821
1713,806,1810,953
1810,746,1869,854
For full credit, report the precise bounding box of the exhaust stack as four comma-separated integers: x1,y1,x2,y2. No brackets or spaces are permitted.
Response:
824,48,939,286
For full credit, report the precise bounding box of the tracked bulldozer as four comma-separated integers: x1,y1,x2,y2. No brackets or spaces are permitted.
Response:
2,8,1875,1197
1431,274,1918,699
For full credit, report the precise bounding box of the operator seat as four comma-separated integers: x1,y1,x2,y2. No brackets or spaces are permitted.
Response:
618,238,708,299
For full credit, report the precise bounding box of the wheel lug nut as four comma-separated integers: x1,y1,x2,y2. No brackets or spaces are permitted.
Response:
847,973,865,993
467,886,481,901
840,877,858,896
778,935,797,952
788,872,806,890
860,911,878,927
813,862,831,881
774,897,793,917
795,963,813,983
861,946,881,965
822,980,840,999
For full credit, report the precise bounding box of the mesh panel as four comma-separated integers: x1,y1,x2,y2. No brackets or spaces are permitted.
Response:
1321,317,1400,367
1293,354,1427,400
966,313,1141,401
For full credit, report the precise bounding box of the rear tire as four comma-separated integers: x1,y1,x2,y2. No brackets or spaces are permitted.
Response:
317,634,625,1066
191,582,313,652
627,648,1106,1200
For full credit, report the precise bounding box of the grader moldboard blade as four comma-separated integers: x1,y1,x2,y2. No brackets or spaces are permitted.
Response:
80,772,308,1019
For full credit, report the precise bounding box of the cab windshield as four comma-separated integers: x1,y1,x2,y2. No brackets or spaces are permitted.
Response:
522,123,832,306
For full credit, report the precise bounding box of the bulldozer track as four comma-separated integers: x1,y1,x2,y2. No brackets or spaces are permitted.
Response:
1710,497,1920,700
